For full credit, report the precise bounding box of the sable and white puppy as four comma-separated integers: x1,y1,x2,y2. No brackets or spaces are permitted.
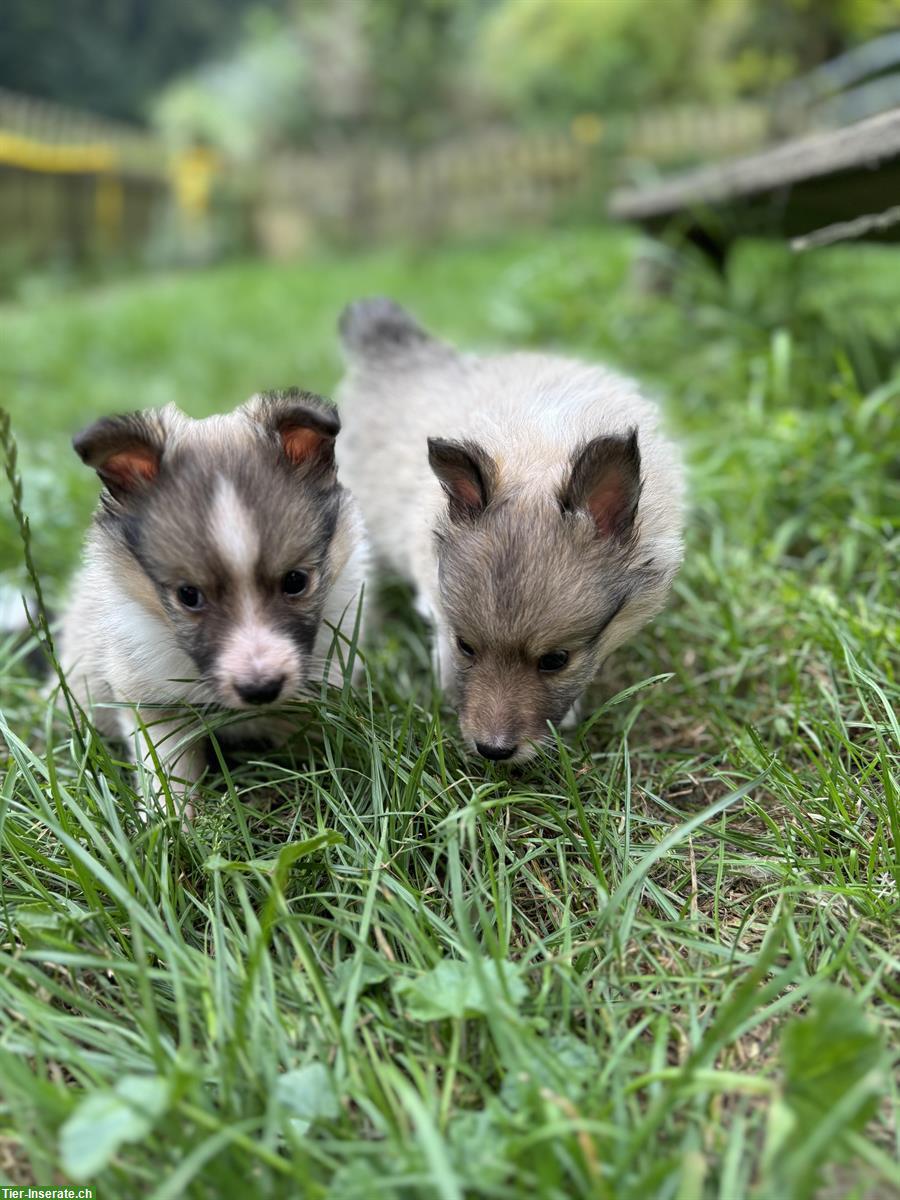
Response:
60,391,369,811
336,300,684,764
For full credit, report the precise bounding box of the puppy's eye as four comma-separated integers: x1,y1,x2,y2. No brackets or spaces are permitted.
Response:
456,636,476,658
177,585,205,610
538,650,569,672
282,570,309,596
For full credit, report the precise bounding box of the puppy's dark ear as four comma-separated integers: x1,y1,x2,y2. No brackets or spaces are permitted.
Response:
428,438,496,521
73,411,166,500
560,429,642,541
248,390,340,478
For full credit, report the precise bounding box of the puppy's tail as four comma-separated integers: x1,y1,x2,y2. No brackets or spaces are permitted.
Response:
338,298,436,365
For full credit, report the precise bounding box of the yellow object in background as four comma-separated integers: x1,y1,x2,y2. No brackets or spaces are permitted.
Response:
172,145,219,218
95,174,124,241
570,113,604,146
0,130,115,173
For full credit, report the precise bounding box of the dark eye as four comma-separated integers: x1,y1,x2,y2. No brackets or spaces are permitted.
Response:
282,570,309,596
538,650,569,672
456,636,476,658
177,585,205,610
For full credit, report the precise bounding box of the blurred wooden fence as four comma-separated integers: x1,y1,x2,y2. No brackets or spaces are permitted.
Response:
256,132,592,255
0,87,770,271
0,89,173,272
255,103,769,255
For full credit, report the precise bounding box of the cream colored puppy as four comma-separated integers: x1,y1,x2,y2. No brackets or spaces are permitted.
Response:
336,300,684,763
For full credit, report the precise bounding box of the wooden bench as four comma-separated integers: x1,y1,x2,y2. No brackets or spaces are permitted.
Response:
609,102,900,260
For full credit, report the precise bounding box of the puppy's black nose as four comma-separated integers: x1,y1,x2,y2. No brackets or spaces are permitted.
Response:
236,676,285,706
476,741,518,761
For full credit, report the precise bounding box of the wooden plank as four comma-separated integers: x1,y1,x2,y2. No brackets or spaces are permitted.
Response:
608,107,900,244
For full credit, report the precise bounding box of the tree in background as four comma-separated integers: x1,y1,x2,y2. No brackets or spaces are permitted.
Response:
479,0,703,117
0,0,282,122
478,0,900,121
355,0,492,145
154,0,494,154
153,8,314,156
18,0,897,144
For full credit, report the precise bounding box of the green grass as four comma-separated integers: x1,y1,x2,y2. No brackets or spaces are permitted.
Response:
0,227,897,1198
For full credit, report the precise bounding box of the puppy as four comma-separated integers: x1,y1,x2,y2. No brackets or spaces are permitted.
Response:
336,300,684,764
59,391,369,812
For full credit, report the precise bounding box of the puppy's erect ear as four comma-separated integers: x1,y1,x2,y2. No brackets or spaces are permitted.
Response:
73,411,166,500
247,390,340,478
428,438,497,521
560,429,642,542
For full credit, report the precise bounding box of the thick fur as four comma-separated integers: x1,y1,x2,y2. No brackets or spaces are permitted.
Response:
60,392,369,812
336,300,684,762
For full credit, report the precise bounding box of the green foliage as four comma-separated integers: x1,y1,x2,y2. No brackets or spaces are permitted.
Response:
762,987,888,1198
480,0,706,115
479,0,900,118
153,0,491,152
395,957,528,1020
275,1063,340,1133
355,0,490,145
5,0,900,144
153,9,310,155
780,987,885,1131
60,1076,170,1177
0,228,897,1195
0,0,281,122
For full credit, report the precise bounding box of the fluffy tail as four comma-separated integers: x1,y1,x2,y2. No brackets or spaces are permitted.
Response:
338,298,434,364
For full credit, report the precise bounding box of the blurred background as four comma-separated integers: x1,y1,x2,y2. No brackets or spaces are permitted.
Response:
2,0,900,588
2,0,900,284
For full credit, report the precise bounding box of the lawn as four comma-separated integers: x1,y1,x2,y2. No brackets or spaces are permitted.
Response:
0,227,897,1198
